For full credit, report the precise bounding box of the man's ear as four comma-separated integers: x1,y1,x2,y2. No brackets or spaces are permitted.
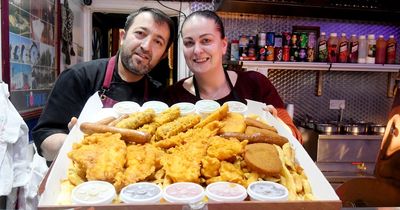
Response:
119,30,126,45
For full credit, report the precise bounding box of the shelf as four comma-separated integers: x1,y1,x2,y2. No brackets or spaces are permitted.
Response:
330,63,400,72
241,61,400,73
241,61,329,71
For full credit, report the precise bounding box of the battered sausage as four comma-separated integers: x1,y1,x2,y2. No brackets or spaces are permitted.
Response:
245,117,277,132
219,132,288,147
80,122,150,144
95,116,117,125
108,114,129,126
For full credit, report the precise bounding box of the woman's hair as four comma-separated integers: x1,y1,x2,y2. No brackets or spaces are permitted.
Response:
124,7,175,51
181,10,225,39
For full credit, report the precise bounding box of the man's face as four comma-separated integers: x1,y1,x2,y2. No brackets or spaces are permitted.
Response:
119,12,170,76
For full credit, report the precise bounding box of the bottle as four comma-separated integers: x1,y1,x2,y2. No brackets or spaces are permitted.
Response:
327,33,338,63
386,35,397,64
366,34,376,64
318,32,328,62
307,32,317,62
358,35,367,63
230,39,239,61
338,33,348,63
375,35,386,64
348,34,358,63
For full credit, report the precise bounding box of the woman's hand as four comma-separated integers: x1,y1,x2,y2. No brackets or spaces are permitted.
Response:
263,104,278,118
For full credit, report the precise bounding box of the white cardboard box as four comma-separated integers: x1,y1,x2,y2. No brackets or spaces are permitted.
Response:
38,94,341,210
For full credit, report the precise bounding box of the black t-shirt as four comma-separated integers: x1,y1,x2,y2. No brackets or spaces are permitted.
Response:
32,58,163,156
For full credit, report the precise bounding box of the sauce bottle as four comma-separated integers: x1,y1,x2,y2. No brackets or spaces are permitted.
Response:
366,34,376,64
318,32,328,62
375,35,386,64
348,34,358,63
386,35,397,64
358,35,367,63
338,33,348,63
328,33,338,63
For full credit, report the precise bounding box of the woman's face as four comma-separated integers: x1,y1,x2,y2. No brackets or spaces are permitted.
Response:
181,15,227,75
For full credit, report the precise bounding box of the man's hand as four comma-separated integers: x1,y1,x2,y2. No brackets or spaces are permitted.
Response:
68,117,78,131
263,104,278,118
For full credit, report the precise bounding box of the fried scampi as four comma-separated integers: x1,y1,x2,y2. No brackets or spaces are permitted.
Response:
138,107,180,135
155,114,201,140
115,108,155,129
68,133,126,184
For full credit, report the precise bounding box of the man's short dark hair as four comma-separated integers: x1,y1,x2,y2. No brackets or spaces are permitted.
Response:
124,7,175,52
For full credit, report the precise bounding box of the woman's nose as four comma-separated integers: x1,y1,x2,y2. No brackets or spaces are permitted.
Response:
193,42,203,55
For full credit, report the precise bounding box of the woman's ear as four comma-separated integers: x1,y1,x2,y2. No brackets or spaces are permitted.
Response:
222,37,228,55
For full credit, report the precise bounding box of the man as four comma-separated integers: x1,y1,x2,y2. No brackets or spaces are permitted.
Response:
32,7,175,162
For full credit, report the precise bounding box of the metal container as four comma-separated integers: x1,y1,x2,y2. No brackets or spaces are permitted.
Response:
316,123,339,134
368,124,386,135
342,123,368,135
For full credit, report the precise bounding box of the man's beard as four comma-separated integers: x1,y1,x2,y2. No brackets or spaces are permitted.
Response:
120,47,152,76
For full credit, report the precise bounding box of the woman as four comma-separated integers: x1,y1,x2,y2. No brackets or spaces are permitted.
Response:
164,10,302,142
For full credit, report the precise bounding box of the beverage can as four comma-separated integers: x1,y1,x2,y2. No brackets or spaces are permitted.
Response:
299,32,308,48
258,32,266,48
266,45,274,61
274,47,283,61
230,40,239,61
274,34,282,48
307,47,315,62
299,48,307,61
291,33,299,48
282,32,291,46
258,46,266,61
266,32,275,46
283,46,290,61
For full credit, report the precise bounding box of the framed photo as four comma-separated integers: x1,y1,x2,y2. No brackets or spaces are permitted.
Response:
2,0,60,119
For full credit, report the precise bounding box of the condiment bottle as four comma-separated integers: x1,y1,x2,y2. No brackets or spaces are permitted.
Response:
358,35,367,63
348,34,358,63
327,33,338,63
375,35,386,64
386,35,397,64
366,34,376,64
338,33,348,63
318,32,328,62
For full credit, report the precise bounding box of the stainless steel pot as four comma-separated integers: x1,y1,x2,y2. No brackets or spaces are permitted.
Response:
342,123,368,135
316,123,339,134
369,124,386,135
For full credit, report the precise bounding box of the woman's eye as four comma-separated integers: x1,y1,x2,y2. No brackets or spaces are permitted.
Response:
202,39,211,44
183,41,194,47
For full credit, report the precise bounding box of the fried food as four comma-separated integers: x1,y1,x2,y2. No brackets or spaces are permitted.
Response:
138,107,181,135
115,108,155,129
245,126,289,146
219,112,246,133
244,143,282,176
155,114,201,140
114,144,165,190
195,103,229,128
68,133,127,183
207,136,247,161
245,117,277,132
201,156,221,178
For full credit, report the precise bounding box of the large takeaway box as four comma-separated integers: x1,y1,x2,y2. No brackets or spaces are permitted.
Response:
38,94,341,210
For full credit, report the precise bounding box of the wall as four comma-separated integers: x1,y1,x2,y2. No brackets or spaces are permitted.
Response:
189,1,399,124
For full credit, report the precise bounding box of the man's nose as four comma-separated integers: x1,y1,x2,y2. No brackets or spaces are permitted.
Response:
140,37,151,52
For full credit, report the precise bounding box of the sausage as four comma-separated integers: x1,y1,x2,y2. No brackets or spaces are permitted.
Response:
108,114,129,126
95,116,117,125
80,122,150,144
245,117,277,132
220,132,288,147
